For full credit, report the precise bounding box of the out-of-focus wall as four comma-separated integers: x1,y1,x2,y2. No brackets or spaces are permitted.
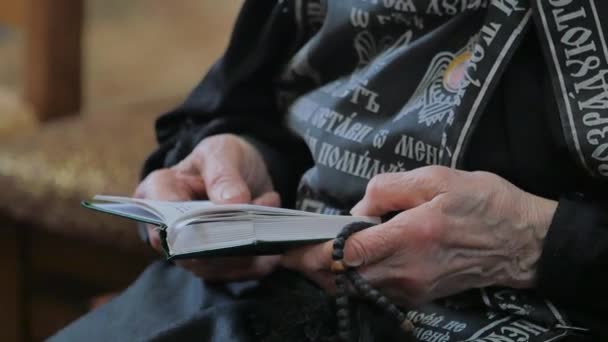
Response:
0,2,242,341
0,0,242,113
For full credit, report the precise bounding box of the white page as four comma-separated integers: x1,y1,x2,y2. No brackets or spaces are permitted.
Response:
254,216,380,241
168,221,256,255
93,195,326,227
94,195,217,226
168,215,380,256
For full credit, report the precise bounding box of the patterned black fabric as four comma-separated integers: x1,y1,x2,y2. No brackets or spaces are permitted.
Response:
51,262,596,341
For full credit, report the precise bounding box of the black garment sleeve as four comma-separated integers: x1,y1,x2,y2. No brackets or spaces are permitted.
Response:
537,195,608,330
141,0,313,207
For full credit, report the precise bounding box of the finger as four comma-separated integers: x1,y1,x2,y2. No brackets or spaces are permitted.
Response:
177,256,279,281
282,241,333,271
350,166,454,216
154,172,206,201
252,191,281,207
146,225,163,252
281,243,337,292
176,172,207,199
176,258,246,281
249,255,281,279
306,270,336,293
342,223,400,267
348,202,443,269
136,169,205,202
202,159,251,204
281,218,402,271
345,206,431,267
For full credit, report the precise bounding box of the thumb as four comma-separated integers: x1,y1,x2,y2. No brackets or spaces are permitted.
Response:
135,169,203,202
203,163,251,204
252,191,281,207
342,222,400,267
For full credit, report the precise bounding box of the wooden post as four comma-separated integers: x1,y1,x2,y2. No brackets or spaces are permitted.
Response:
24,0,84,121
0,0,24,27
0,226,25,342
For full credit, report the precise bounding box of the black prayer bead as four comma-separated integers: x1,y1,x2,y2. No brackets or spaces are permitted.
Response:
332,249,344,260
332,221,413,341
351,275,363,286
335,274,346,287
368,289,380,299
335,290,346,300
396,312,406,322
387,305,400,317
376,296,388,308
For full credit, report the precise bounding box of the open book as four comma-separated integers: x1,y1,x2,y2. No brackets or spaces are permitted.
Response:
82,195,379,259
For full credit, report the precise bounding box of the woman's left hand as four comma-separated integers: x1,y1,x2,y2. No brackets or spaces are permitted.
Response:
282,166,558,305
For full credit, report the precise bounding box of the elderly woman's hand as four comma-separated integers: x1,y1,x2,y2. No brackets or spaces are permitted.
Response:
135,134,281,281
282,166,558,305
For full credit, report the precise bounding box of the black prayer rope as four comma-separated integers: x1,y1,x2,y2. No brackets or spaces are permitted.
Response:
332,221,415,341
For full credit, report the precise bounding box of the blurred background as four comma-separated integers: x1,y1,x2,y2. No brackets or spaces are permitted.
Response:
0,1,241,340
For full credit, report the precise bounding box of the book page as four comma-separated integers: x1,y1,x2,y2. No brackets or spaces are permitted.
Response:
94,195,215,226
93,195,326,227
83,203,164,225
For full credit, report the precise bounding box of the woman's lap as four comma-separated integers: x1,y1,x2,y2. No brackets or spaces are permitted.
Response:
49,261,260,342
50,261,596,342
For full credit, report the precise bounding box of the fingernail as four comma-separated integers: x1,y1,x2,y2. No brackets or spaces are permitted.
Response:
220,186,242,201
343,256,363,267
350,201,364,215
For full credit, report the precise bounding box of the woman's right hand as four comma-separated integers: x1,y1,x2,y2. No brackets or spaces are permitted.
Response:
134,134,281,281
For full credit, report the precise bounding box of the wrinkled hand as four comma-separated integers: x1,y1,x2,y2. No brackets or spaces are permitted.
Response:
282,166,558,305
135,134,280,281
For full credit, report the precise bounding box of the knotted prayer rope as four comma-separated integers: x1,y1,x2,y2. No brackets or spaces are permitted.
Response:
332,221,415,341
